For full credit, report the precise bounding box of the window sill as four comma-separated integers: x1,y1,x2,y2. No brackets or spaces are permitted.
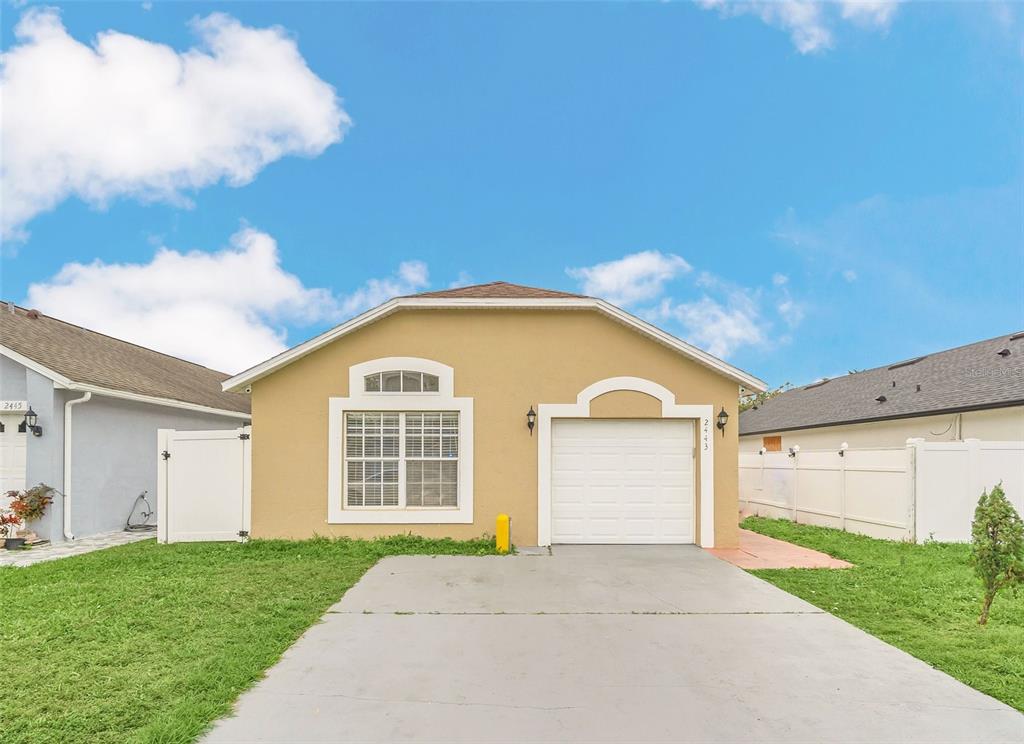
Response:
327,507,472,524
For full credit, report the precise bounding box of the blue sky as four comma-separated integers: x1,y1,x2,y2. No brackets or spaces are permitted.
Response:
1,1,1021,384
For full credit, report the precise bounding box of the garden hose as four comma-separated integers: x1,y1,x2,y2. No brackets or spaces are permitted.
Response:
125,491,156,532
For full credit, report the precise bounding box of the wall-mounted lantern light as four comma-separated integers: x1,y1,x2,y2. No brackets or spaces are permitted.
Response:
526,406,537,436
716,407,729,437
838,441,849,458
23,407,42,437
758,447,767,456
788,445,800,458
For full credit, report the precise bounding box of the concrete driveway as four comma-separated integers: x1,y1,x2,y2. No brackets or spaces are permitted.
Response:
205,546,1023,743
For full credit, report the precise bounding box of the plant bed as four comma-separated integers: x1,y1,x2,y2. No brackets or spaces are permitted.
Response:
741,516,1024,713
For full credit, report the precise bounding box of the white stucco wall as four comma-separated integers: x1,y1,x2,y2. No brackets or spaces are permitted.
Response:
740,405,1024,453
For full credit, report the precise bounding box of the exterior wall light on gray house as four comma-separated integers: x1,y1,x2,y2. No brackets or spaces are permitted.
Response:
526,406,537,435
716,407,729,436
22,406,42,437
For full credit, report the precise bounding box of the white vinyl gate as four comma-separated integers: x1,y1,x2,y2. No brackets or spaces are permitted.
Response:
157,427,251,543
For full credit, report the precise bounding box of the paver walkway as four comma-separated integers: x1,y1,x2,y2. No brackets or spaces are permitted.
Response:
204,546,1021,743
707,527,853,569
0,529,153,567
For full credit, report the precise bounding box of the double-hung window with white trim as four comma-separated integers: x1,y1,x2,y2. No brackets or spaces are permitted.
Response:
328,357,472,524
344,411,460,509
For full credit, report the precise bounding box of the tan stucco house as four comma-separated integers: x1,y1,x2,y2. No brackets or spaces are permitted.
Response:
222,282,766,548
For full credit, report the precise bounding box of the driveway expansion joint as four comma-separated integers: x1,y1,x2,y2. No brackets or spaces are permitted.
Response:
329,609,826,616
265,690,579,711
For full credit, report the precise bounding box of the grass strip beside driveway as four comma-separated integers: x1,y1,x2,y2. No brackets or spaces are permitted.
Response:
742,516,1024,713
0,536,498,744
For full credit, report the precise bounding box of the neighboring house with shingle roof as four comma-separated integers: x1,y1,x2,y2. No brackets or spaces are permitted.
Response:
739,331,1024,453
0,303,250,545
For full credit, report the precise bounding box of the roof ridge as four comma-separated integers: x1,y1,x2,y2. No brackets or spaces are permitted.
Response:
403,280,588,299
839,329,1024,380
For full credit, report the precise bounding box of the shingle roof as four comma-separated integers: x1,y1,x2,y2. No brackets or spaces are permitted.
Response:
739,332,1024,435
406,281,586,299
0,304,251,414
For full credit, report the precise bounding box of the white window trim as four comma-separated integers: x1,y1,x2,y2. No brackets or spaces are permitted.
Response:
536,376,715,548
329,357,473,524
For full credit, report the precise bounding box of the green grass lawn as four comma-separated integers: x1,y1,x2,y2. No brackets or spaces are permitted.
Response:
0,536,498,744
742,516,1024,713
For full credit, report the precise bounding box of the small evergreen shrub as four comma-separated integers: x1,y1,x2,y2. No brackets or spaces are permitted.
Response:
970,483,1024,625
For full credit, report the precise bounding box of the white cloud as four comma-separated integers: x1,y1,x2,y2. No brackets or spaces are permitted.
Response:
570,249,805,358
657,292,767,359
449,271,475,289
777,297,805,328
697,0,899,54
840,0,899,28
25,228,428,373
842,268,858,282
338,260,429,317
1,8,347,239
566,250,691,306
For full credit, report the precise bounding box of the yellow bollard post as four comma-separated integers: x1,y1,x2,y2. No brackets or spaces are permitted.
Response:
496,513,511,554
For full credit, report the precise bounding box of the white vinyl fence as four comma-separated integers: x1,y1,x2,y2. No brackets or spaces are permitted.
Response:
157,427,251,543
740,438,1024,542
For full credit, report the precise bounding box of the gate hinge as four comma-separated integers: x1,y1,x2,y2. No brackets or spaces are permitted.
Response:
238,432,250,440
161,450,171,460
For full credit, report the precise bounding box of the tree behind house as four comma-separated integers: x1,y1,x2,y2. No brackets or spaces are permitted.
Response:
970,483,1024,625
739,382,791,412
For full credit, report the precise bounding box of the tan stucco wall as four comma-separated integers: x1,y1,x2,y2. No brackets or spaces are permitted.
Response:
250,309,742,547
739,405,1024,453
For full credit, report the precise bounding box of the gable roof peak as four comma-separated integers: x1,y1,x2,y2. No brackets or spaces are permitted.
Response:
406,281,587,300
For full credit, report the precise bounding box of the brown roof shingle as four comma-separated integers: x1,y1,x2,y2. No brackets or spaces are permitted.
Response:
0,304,250,414
406,281,586,300
739,332,1024,435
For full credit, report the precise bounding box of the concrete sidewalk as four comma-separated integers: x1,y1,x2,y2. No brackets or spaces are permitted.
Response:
0,530,153,568
204,546,1022,743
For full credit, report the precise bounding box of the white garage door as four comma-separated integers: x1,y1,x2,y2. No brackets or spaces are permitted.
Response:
552,419,695,544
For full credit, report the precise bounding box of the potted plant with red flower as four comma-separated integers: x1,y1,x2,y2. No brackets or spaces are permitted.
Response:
6,484,54,547
1,508,23,550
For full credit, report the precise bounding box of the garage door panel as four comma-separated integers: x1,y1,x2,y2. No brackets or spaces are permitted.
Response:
552,419,694,544
589,487,620,504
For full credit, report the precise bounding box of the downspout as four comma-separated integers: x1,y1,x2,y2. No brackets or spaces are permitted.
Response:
63,391,92,540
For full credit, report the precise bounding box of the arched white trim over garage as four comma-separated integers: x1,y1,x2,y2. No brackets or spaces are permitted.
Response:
537,376,715,547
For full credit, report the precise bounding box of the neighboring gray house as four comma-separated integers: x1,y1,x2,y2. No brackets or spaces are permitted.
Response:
0,303,251,543
740,331,1024,453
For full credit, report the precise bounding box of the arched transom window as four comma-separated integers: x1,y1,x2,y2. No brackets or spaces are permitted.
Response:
364,370,440,393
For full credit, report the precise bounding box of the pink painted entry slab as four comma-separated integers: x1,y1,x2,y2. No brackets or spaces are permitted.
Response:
707,528,853,570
